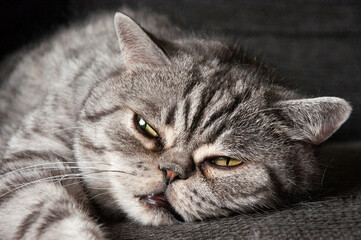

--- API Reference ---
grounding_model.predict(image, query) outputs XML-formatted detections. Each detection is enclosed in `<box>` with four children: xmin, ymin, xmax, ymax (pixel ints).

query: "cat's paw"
<box><xmin>37</xmin><ymin>216</ymin><xmax>106</xmax><ymax>240</ymax></box>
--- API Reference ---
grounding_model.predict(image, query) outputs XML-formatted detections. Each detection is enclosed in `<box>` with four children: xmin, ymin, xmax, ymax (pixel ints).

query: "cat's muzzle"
<box><xmin>139</xmin><ymin>193</ymin><xmax>184</xmax><ymax>222</ymax></box>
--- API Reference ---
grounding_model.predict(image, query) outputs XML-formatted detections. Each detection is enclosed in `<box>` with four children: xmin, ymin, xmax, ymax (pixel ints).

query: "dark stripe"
<box><xmin>187</xmin><ymin>94</ymin><xmax>207</xmax><ymax>137</ymax></box>
<box><xmin>186</xmin><ymin>70</ymin><xmax>230</xmax><ymax>139</ymax></box>
<box><xmin>3</xmin><ymin>150</ymin><xmax>69</xmax><ymax>165</ymax></box>
<box><xmin>182</xmin><ymin>81</ymin><xmax>198</xmax><ymax>98</ymax></box>
<box><xmin>84</xmin><ymin>105</ymin><xmax>122</xmax><ymax>122</ymax></box>
<box><xmin>0</xmin><ymin>186</ymin><xmax>19</xmax><ymax>205</ymax></box>
<box><xmin>183</xmin><ymin>98</ymin><xmax>190</xmax><ymax>129</ymax></box>
<box><xmin>0</xmin><ymin>169</ymin><xmax>69</xmax><ymax>199</ymax></box>
<box><xmin>201</xmin><ymin>108</ymin><xmax>228</xmax><ymax>134</ymax></box>
<box><xmin>0</xmin><ymin>150</ymin><xmax>70</xmax><ymax>172</ymax></box>
<box><xmin>78</xmin><ymin>58</ymin><xmax>105</xmax><ymax>106</ymax></box>
<box><xmin>1</xmin><ymin>160</ymin><xmax>75</xmax><ymax>179</ymax></box>
<box><xmin>224</xmin><ymin>93</ymin><xmax>244</xmax><ymax>116</ymax></box>
<box><xmin>80</xmin><ymin>139</ymin><xmax>107</xmax><ymax>154</ymax></box>
<box><xmin>186</xmin><ymin>87</ymin><xmax>219</xmax><ymax>139</ymax></box>
<box><xmin>13</xmin><ymin>150</ymin><xmax>69</xmax><ymax>162</ymax></box>
<box><xmin>0</xmin><ymin>159</ymin><xmax>76</xmax><ymax>204</ymax></box>
<box><xmin>182</xmin><ymin>66</ymin><xmax>202</xmax><ymax>98</ymax></box>
<box><xmin>9</xmin><ymin>150</ymin><xmax>56</xmax><ymax>162</ymax></box>
<box><xmin>201</xmin><ymin>93</ymin><xmax>243</xmax><ymax>134</ymax></box>
<box><xmin>165</xmin><ymin>104</ymin><xmax>177</xmax><ymax>125</ymax></box>
<box><xmin>207</xmin><ymin>122</ymin><xmax>228</xmax><ymax>143</ymax></box>
<box><xmin>0</xmin><ymin>174</ymin><xmax>41</xmax><ymax>202</ymax></box>
<box><xmin>54</xmin><ymin>133</ymin><xmax>73</xmax><ymax>150</ymax></box>
<box><xmin>15</xmin><ymin>202</ymin><xmax>45</xmax><ymax>239</ymax></box>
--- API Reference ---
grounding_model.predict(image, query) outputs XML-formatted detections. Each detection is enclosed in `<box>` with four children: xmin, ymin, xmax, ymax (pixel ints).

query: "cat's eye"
<box><xmin>211</xmin><ymin>157</ymin><xmax>243</xmax><ymax>167</ymax></box>
<box><xmin>135</xmin><ymin>114</ymin><xmax>159</xmax><ymax>138</ymax></box>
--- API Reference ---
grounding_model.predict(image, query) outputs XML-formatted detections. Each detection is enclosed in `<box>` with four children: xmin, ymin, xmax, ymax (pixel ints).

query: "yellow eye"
<box><xmin>212</xmin><ymin>157</ymin><xmax>243</xmax><ymax>167</ymax></box>
<box><xmin>136</xmin><ymin>115</ymin><xmax>158</xmax><ymax>138</ymax></box>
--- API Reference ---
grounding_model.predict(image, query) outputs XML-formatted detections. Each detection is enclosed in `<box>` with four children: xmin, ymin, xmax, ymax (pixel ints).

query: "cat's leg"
<box><xmin>0</xmin><ymin>154</ymin><xmax>106</xmax><ymax>240</ymax></box>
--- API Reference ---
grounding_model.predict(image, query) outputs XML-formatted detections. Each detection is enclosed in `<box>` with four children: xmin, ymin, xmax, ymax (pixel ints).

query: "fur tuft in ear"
<box><xmin>114</xmin><ymin>12</ymin><xmax>169</xmax><ymax>71</ymax></box>
<box><xmin>277</xmin><ymin>97</ymin><xmax>352</xmax><ymax>145</ymax></box>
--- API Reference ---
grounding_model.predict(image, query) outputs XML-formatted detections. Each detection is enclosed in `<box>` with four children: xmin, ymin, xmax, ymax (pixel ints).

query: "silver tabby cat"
<box><xmin>0</xmin><ymin>9</ymin><xmax>351</xmax><ymax>240</ymax></box>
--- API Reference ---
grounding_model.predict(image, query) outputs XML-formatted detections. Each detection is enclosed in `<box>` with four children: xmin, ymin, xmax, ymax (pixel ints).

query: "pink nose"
<box><xmin>165</xmin><ymin>169</ymin><xmax>179</xmax><ymax>183</ymax></box>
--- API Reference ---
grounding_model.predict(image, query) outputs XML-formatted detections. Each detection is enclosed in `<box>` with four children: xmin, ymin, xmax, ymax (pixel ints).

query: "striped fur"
<box><xmin>0</xmin><ymin>9</ymin><xmax>351</xmax><ymax>239</ymax></box>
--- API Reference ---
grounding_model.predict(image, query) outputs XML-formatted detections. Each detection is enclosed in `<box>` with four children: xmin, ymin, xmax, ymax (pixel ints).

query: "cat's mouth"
<box><xmin>139</xmin><ymin>193</ymin><xmax>184</xmax><ymax>222</ymax></box>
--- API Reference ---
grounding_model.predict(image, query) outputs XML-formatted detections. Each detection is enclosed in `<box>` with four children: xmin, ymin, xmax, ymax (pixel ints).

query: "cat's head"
<box><xmin>74</xmin><ymin>12</ymin><xmax>352</xmax><ymax>225</ymax></box>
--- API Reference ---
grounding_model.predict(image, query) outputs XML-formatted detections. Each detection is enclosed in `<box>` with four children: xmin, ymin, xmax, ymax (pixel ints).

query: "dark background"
<box><xmin>0</xmin><ymin>0</ymin><xmax>360</xmax><ymax>142</ymax></box>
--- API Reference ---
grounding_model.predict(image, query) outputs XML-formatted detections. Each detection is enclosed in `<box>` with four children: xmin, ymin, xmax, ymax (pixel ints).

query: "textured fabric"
<box><xmin>110</xmin><ymin>191</ymin><xmax>361</xmax><ymax>239</ymax></box>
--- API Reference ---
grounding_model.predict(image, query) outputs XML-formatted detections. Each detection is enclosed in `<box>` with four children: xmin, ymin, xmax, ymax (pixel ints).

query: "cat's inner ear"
<box><xmin>114</xmin><ymin>12</ymin><xmax>169</xmax><ymax>71</ymax></box>
<box><xmin>276</xmin><ymin>97</ymin><xmax>352</xmax><ymax>145</ymax></box>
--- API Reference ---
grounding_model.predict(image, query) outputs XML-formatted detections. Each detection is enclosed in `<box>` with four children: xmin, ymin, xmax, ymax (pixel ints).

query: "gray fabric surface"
<box><xmin>110</xmin><ymin>191</ymin><xmax>361</xmax><ymax>239</ymax></box>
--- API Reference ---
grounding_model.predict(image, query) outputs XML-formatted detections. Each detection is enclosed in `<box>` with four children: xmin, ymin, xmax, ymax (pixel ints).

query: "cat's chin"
<box><xmin>125</xmin><ymin>192</ymin><xmax>185</xmax><ymax>226</ymax></box>
<box><xmin>130</xmin><ymin>202</ymin><xmax>180</xmax><ymax>226</ymax></box>
<box><xmin>139</xmin><ymin>193</ymin><xmax>184</xmax><ymax>223</ymax></box>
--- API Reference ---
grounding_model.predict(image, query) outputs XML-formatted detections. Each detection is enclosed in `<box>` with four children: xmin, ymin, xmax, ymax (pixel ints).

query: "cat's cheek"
<box><xmin>128</xmin><ymin>202</ymin><xmax>177</xmax><ymax>226</ymax></box>
<box><xmin>165</xmin><ymin>179</ymin><xmax>221</xmax><ymax>222</ymax></box>
<box><xmin>107</xmin><ymin>166</ymin><xmax>165</xmax><ymax>196</ymax></box>
<box><xmin>165</xmin><ymin>164</ymin><xmax>274</xmax><ymax>221</ymax></box>
<box><xmin>165</xmin><ymin>184</ymin><xmax>196</xmax><ymax>221</ymax></box>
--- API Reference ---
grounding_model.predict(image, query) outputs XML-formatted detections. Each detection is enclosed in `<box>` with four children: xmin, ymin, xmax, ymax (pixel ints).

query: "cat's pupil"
<box><xmin>226</xmin><ymin>158</ymin><xmax>231</xmax><ymax>165</ymax></box>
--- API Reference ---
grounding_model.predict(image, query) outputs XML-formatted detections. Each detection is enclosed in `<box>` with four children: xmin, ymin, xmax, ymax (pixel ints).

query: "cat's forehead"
<box><xmin>129</xmin><ymin>56</ymin><xmax>263</xmax><ymax>101</ymax></box>
<box><xmin>124</xmin><ymin>55</ymin><xmax>271</xmax><ymax>122</ymax></box>
<box><xmin>127</xmin><ymin>72</ymin><xmax>264</xmax><ymax>126</ymax></box>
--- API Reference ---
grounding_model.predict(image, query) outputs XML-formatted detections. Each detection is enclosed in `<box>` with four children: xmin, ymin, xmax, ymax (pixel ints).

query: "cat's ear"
<box><xmin>276</xmin><ymin>97</ymin><xmax>351</xmax><ymax>145</ymax></box>
<box><xmin>114</xmin><ymin>12</ymin><xmax>169</xmax><ymax>71</ymax></box>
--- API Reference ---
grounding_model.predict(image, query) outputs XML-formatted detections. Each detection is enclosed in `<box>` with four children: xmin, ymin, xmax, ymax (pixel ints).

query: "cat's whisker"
<box><xmin>1</xmin><ymin>163</ymin><xmax>71</xmax><ymax>177</ymax></box>
<box><xmin>59</xmin><ymin>180</ymin><xmax>88</xmax><ymax>190</ymax></box>
<box><xmin>88</xmin><ymin>192</ymin><xmax>114</xmax><ymax>201</ymax></box>
<box><xmin>84</xmin><ymin>170</ymin><xmax>136</xmax><ymax>176</ymax></box>
<box><xmin>0</xmin><ymin>174</ymin><xmax>83</xmax><ymax>199</ymax></box>
<box><xmin>1</xmin><ymin>165</ymin><xmax>113</xmax><ymax>177</ymax></box>
<box><xmin>1</xmin><ymin>169</ymin><xmax>136</xmax><ymax>199</ymax></box>
<box><xmin>0</xmin><ymin>161</ymin><xmax>113</xmax><ymax>177</ymax></box>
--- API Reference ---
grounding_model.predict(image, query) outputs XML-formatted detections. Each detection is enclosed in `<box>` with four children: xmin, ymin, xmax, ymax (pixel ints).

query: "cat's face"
<box><xmin>74</xmin><ymin>13</ymin><xmax>351</xmax><ymax>225</ymax></box>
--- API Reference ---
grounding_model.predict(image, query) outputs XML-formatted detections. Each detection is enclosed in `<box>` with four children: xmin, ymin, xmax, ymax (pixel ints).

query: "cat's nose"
<box><xmin>158</xmin><ymin>151</ymin><xmax>195</xmax><ymax>182</ymax></box>
<box><xmin>164</xmin><ymin>169</ymin><xmax>180</xmax><ymax>184</ymax></box>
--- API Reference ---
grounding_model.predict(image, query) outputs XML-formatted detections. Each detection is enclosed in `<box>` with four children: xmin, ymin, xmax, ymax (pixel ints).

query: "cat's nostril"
<box><xmin>165</xmin><ymin>169</ymin><xmax>179</xmax><ymax>184</ymax></box>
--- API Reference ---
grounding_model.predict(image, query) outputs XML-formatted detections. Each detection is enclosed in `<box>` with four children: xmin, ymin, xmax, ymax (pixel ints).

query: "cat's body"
<box><xmin>0</xmin><ymin>9</ymin><xmax>351</xmax><ymax>239</ymax></box>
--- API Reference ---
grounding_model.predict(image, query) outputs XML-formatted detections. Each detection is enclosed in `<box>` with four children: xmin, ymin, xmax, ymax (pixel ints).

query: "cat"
<box><xmin>0</xmin><ymin>9</ymin><xmax>352</xmax><ymax>240</ymax></box>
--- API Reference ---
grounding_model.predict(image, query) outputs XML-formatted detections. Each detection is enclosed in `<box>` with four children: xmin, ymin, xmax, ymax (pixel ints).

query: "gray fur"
<box><xmin>0</xmin><ymin>9</ymin><xmax>351</xmax><ymax>239</ymax></box>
